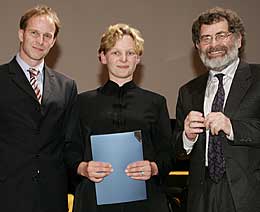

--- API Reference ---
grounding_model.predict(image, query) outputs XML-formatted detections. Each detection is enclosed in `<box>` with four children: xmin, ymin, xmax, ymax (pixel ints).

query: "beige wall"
<box><xmin>1</xmin><ymin>0</ymin><xmax>259</xmax><ymax>117</ymax></box>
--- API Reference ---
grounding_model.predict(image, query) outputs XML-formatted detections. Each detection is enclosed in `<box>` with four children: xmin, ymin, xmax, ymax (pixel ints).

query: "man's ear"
<box><xmin>237</xmin><ymin>33</ymin><xmax>242</xmax><ymax>48</ymax></box>
<box><xmin>195</xmin><ymin>42</ymin><xmax>200</xmax><ymax>49</ymax></box>
<box><xmin>18</xmin><ymin>29</ymin><xmax>24</xmax><ymax>42</ymax></box>
<box><xmin>50</xmin><ymin>37</ymin><xmax>56</xmax><ymax>48</ymax></box>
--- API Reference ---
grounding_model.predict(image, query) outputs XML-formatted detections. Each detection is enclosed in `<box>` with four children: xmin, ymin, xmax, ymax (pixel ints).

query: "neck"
<box><xmin>19</xmin><ymin>50</ymin><xmax>43</xmax><ymax>67</ymax></box>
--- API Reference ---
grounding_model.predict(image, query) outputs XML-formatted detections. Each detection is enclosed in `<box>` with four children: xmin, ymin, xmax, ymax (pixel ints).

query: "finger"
<box><xmin>94</xmin><ymin>167</ymin><xmax>114</xmax><ymax>177</ymax></box>
<box><xmin>125</xmin><ymin>166</ymin><xmax>143</xmax><ymax>173</ymax></box>
<box><xmin>126</xmin><ymin>169</ymin><xmax>151</xmax><ymax>178</ymax></box>
<box><xmin>96</xmin><ymin>166</ymin><xmax>113</xmax><ymax>173</ymax></box>
<box><xmin>204</xmin><ymin>119</ymin><xmax>211</xmax><ymax>129</ymax></box>
<box><xmin>205</xmin><ymin>112</ymin><xmax>224</xmax><ymax>122</ymax></box>
<box><xmin>128</xmin><ymin>171</ymin><xmax>151</xmax><ymax>180</ymax></box>
<box><xmin>89</xmin><ymin>176</ymin><xmax>104</xmax><ymax>183</ymax></box>
<box><xmin>189</xmin><ymin>121</ymin><xmax>205</xmax><ymax>129</ymax></box>
<box><xmin>188</xmin><ymin>127</ymin><xmax>204</xmax><ymax>134</ymax></box>
<box><xmin>189</xmin><ymin>111</ymin><xmax>204</xmax><ymax>118</ymax></box>
<box><xmin>204</xmin><ymin>115</ymin><xmax>216</xmax><ymax>129</ymax></box>
<box><xmin>185</xmin><ymin>113</ymin><xmax>204</xmax><ymax>124</ymax></box>
<box><xmin>94</xmin><ymin>171</ymin><xmax>112</xmax><ymax>178</ymax></box>
<box><xmin>90</xmin><ymin>161</ymin><xmax>112</xmax><ymax>168</ymax></box>
<box><xmin>127</xmin><ymin>160</ymin><xmax>148</xmax><ymax>169</ymax></box>
<box><xmin>89</xmin><ymin>169</ymin><xmax>113</xmax><ymax>180</ymax></box>
<box><xmin>130</xmin><ymin>176</ymin><xmax>147</xmax><ymax>180</ymax></box>
<box><xmin>210</xmin><ymin>123</ymin><xmax>220</xmax><ymax>135</ymax></box>
<box><xmin>214</xmin><ymin>123</ymin><xmax>223</xmax><ymax>135</ymax></box>
<box><xmin>88</xmin><ymin>161</ymin><xmax>113</xmax><ymax>172</ymax></box>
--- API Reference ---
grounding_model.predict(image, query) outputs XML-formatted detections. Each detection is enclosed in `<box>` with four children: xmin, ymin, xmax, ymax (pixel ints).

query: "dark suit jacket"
<box><xmin>0</xmin><ymin>58</ymin><xmax>82</xmax><ymax>212</ymax></box>
<box><xmin>174</xmin><ymin>61</ymin><xmax>260</xmax><ymax>212</ymax></box>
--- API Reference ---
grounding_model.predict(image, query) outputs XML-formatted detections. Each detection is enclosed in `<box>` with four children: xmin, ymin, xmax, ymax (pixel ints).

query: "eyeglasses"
<box><xmin>199</xmin><ymin>32</ymin><xmax>232</xmax><ymax>45</ymax></box>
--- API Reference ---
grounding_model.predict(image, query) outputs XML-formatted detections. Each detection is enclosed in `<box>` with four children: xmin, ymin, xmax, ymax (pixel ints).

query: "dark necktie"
<box><xmin>208</xmin><ymin>73</ymin><xmax>225</xmax><ymax>183</ymax></box>
<box><xmin>28</xmin><ymin>68</ymin><xmax>42</xmax><ymax>103</ymax></box>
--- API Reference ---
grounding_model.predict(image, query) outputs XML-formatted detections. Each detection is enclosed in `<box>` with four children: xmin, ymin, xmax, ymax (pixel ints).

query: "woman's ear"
<box><xmin>100</xmin><ymin>52</ymin><xmax>107</xmax><ymax>65</ymax></box>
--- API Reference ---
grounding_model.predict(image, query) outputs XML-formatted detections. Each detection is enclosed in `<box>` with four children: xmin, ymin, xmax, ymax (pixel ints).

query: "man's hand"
<box><xmin>184</xmin><ymin>111</ymin><xmax>205</xmax><ymax>141</ymax></box>
<box><xmin>204</xmin><ymin>112</ymin><xmax>231</xmax><ymax>136</ymax></box>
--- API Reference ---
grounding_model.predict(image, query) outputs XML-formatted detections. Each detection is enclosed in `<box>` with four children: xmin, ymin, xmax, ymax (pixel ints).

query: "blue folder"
<box><xmin>90</xmin><ymin>130</ymin><xmax>147</xmax><ymax>205</ymax></box>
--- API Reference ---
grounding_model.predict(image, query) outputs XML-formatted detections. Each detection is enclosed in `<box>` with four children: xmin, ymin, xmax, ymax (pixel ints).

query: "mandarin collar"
<box><xmin>99</xmin><ymin>80</ymin><xmax>137</xmax><ymax>96</ymax></box>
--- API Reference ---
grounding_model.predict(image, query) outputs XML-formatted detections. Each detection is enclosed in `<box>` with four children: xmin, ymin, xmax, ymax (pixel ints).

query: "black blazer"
<box><xmin>174</xmin><ymin>61</ymin><xmax>260</xmax><ymax>212</ymax></box>
<box><xmin>0</xmin><ymin>58</ymin><xmax>82</xmax><ymax>212</ymax></box>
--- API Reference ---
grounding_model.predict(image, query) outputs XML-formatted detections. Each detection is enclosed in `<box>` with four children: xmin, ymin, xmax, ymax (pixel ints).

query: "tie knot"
<box><xmin>214</xmin><ymin>73</ymin><xmax>224</xmax><ymax>83</ymax></box>
<box><xmin>28</xmin><ymin>68</ymin><xmax>39</xmax><ymax>77</ymax></box>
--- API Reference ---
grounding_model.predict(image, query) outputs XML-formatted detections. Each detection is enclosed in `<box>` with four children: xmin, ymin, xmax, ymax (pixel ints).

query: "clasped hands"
<box><xmin>77</xmin><ymin>160</ymin><xmax>157</xmax><ymax>183</ymax></box>
<box><xmin>184</xmin><ymin>111</ymin><xmax>232</xmax><ymax>141</ymax></box>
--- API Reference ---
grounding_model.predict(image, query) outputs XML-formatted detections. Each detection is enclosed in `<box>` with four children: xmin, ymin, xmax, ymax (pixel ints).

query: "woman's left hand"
<box><xmin>125</xmin><ymin>160</ymin><xmax>158</xmax><ymax>180</ymax></box>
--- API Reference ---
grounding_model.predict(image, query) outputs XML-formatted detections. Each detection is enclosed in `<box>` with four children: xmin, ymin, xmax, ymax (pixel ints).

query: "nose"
<box><xmin>209</xmin><ymin>37</ymin><xmax>221</xmax><ymax>47</ymax></box>
<box><xmin>36</xmin><ymin>34</ymin><xmax>44</xmax><ymax>45</ymax></box>
<box><xmin>120</xmin><ymin>52</ymin><xmax>127</xmax><ymax>62</ymax></box>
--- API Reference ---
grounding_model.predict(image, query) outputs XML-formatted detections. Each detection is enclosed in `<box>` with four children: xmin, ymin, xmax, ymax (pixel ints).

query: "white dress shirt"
<box><xmin>183</xmin><ymin>58</ymin><xmax>240</xmax><ymax>166</ymax></box>
<box><xmin>16</xmin><ymin>53</ymin><xmax>44</xmax><ymax>96</ymax></box>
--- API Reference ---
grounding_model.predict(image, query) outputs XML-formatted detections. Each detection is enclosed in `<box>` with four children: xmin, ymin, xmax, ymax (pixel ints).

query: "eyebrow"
<box><xmin>200</xmin><ymin>30</ymin><xmax>228</xmax><ymax>36</ymax></box>
<box><xmin>110</xmin><ymin>48</ymin><xmax>136</xmax><ymax>51</ymax></box>
<box><xmin>27</xmin><ymin>28</ymin><xmax>54</xmax><ymax>34</ymax></box>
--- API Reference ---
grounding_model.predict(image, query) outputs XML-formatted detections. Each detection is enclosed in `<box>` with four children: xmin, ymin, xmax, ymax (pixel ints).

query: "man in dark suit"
<box><xmin>174</xmin><ymin>7</ymin><xmax>260</xmax><ymax>212</ymax></box>
<box><xmin>0</xmin><ymin>5</ymin><xmax>82</xmax><ymax>212</ymax></box>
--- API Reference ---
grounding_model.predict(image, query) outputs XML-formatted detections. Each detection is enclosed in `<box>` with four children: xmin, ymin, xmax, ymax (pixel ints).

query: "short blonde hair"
<box><xmin>98</xmin><ymin>23</ymin><xmax>144</xmax><ymax>60</ymax></box>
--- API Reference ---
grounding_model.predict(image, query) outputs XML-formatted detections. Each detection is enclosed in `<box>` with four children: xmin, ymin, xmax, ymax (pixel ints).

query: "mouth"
<box><xmin>208</xmin><ymin>50</ymin><xmax>225</xmax><ymax>58</ymax></box>
<box><xmin>207</xmin><ymin>46</ymin><xmax>227</xmax><ymax>58</ymax></box>
<box><xmin>33</xmin><ymin>46</ymin><xmax>44</xmax><ymax>52</ymax></box>
<box><xmin>117</xmin><ymin>65</ymin><xmax>129</xmax><ymax>69</ymax></box>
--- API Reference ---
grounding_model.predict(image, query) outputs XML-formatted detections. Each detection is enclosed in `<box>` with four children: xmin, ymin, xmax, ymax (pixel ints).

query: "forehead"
<box><xmin>26</xmin><ymin>15</ymin><xmax>55</xmax><ymax>33</ymax></box>
<box><xmin>112</xmin><ymin>35</ymin><xmax>135</xmax><ymax>49</ymax></box>
<box><xmin>200</xmin><ymin>19</ymin><xmax>229</xmax><ymax>35</ymax></box>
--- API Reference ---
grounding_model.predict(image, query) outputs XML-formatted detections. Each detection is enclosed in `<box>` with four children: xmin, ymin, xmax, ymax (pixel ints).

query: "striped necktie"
<box><xmin>28</xmin><ymin>68</ymin><xmax>42</xmax><ymax>103</ymax></box>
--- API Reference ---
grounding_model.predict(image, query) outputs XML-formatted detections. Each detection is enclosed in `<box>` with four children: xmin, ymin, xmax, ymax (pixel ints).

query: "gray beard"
<box><xmin>199</xmin><ymin>41</ymin><xmax>239</xmax><ymax>71</ymax></box>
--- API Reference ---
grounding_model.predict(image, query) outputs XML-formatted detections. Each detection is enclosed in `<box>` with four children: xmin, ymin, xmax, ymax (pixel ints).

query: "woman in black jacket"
<box><xmin>73</xmin><ymin>23</ymin><xmax>173</xmax><ymax>212</ymax></box>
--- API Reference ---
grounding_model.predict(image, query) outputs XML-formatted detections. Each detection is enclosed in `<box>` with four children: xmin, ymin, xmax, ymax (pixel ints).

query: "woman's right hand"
<box><xmin>77</xmin><ymin>161</ymin><xmax>113</xmax><ymax>183</ymax></box>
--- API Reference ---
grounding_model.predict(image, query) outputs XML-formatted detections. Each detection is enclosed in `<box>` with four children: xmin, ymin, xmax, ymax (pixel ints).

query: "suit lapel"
<box><xmin>9</xmin><ymin>58</ymin><xmax>39</xmax><ymax>102</ymax></box>
<box><xmin>42</xmin><ymin>66</ymin><xmax>55</xmax><ymax>105</ymax></box>
<box><xmin>191</xmin><ymin>73</ymin><xmax>209</xmax><ymax>149</ymax></box>
<box><xmin>192</xmin><ymin>73</ymin><xmax>209</xmax><ymax>115</ymax></box>
<box><xmin>224</xmin><ymin>61</ymin><xmax>252</xmax><ymax>117</ymax></box>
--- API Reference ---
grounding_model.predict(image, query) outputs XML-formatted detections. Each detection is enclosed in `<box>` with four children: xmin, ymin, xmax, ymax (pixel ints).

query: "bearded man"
<box><xmin>174</xmin><ymin>7</ymin><xmax>260</xmax><ymax>212</ymax></box>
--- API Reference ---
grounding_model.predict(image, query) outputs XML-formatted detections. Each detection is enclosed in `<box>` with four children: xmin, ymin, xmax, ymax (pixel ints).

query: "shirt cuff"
<box><xmin>226</xmin><ymin>123</ymin><xmax>234</xmax><ymax>140</ymax></box>
<box><xmin>182</xmin><ymin>131</ymin><xmax>198</xmax><ymax>154</ymax></box>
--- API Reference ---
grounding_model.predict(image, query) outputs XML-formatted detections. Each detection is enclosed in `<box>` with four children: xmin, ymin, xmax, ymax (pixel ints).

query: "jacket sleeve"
<box><xmin>63</xmin><ymin>80</ymin><xmax>84</xmax><ymax>174</ymax></box>
<box><xmin>152</xmin><ymin>96</ymin><xmax>175</xmax><ymax>178</ymax></box>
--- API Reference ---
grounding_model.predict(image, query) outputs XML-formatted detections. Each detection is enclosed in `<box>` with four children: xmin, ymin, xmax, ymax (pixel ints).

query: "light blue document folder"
<box><xmin>90</xmin><ymin>130</ymin><xmax>147</xmax><ymax>205</ymax></box>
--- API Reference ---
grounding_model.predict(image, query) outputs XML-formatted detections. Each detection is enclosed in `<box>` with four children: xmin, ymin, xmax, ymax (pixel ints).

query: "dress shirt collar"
<box><xmin>205</xmin><ymin>58</ymin><xmax>239</xmax><ymax>99</ymax></box>
<box><xmin>15</xmin><ymin>53</ymin><xmax>44</xmax><ymax>76</ymax></box>
<box><xmin>208</xmin><ymin>58</ymin><xmax>240</xmax><ymax>82</ymax></box>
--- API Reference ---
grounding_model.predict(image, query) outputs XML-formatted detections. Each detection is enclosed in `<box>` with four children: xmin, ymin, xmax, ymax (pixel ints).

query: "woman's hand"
<box><xmin>77</xmin><ymin>161</ymin><xmax>113</xmax><ymax>183</ymax></box>
<box><xmin>125</xmin><ymin>160</ymin><xmax>158</xmax><ymax>180</ymax></box>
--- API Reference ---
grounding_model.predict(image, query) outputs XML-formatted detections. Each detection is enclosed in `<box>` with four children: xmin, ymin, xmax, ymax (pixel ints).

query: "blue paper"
<box><xmin>90</xmin><ymin>130</ymin><xmax>147</xmax><ymax>205</ymax></box>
